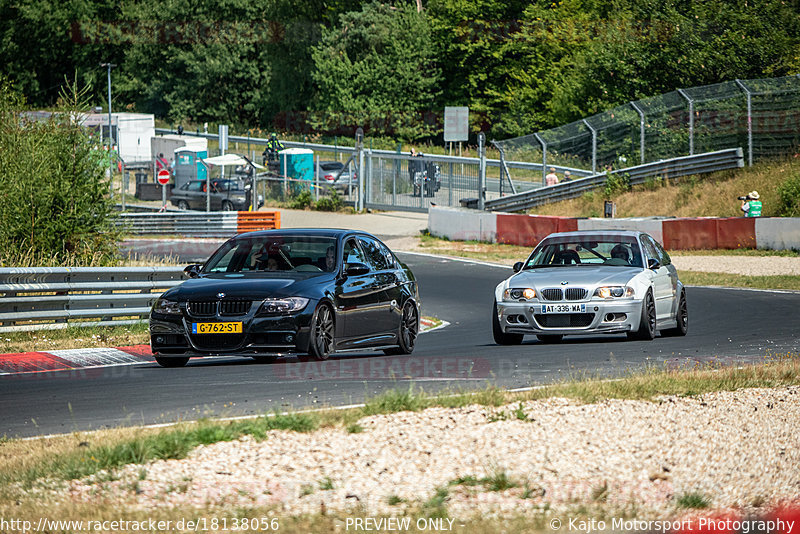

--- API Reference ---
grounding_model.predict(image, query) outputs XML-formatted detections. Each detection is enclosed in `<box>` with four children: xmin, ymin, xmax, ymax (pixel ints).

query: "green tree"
<box><xmin>0</xmin><ymin>78</ymin><xmax>118</xmax><ymax>265</ymax></box>
<box><xmin>311</xmin><ymin>1</ymin><xmax>442</xmax><ymax>140</ymax></box>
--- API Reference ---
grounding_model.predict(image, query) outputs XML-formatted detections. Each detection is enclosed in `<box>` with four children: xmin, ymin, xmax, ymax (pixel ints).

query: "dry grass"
<box><xmin>531</xmin><ymin>158</ymin><xmax>800</xmax><ymax>218</ymax></box>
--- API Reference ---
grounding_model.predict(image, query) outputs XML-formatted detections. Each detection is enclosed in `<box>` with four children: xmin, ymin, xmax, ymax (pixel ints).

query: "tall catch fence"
<box><xmin>495</xmin><ymin>75</ymin><xmax>800</xmax><ymax>180</ymax></box>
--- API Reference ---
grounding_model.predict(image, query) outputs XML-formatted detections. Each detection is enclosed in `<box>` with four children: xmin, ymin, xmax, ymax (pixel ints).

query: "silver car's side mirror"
<box><xmin>512</xmin><ymin>262</ymin><xmax>524</xmax><ymax>273</ymax></box>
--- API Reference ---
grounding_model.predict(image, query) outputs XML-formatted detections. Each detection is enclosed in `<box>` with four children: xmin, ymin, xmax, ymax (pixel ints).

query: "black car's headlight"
<box><xmin>503</xmin><ymin>288</ymin><xmax>536</xmax><ymax>301</ymax></box>
<box><xmin>258</xmin><ymin>297</ymin><xmax>310</xmax><ymax>315</ymax></box>
<box><xmin>153</xmin><ymin>298</ymin><xmax>182</xmax><ymax>315</ymax></box>
<box><xmin>594</xmin><ymin>286</ymin><xmax>635</xmax><ymax>299</ymax></box>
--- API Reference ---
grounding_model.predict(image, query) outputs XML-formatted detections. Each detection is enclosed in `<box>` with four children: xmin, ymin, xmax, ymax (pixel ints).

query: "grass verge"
<box><xmin>679</xmin><ymin>271</ymin><xmax>800</xmax><ymax>291</ymax></box>
<box><xmin>1</xmin><ymin>353</ymin><xmax>797</xmax><ymax>491</ymax></box>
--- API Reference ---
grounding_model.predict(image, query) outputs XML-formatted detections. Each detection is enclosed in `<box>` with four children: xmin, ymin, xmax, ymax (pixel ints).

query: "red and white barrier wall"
<box><xmin>428</xmin><ymin>206</ymin><xmax>800</xmax><ymax>250</ymax></box>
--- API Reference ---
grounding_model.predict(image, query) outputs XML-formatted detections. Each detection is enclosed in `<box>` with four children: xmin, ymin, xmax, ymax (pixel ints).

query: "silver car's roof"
<box><xmin>542</xmin><ymin>230</ymin><xmax>645</xmax><ymax>239</ymax></box>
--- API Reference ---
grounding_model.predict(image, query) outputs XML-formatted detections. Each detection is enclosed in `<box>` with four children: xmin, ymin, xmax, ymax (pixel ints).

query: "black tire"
<box><xmin>307</xmin><ymin>303</ymin><xmax>335</xmax><ymax>361</ymax></box>
<box><xmin>251</xmin><ymin>356</ymin><xmax>278</xmax><ymax>363</ymax></box>
<box><xmin>154</xmin><ymin>356</ymin><xmax>189</xmax><ymax>368</ymax></box>
<box><xmin>492</xmin><ymin>301</ymin><xmax>523</xmax><ymax>345</ymax></box>
<box><xmin>176</xmin><ymin>200</ymin><xmax>189</xmax><ymax>210</ymax></box>
<box><xmin>536</xmin><ymin>335</ymin><xmax>563</xmax><ymax>343</ymax></box>
<box><xmin>384</xmin><ymin>301</ymin><xmax>419</xmax><ymax>355</ymax></box>
<box><xmin>627</xmin><ymin>290</ymin><xmax>656</xmax><ymax>341</ymax></box>
<box><xmin>661</xmin><ymin>290</ymin><xmax>688</xmax><ymax>337</ymax></box>
<box><xmin>221</xmin><ymin>200</ymin><xmax>235</xmax><ymax>211</ymax></box>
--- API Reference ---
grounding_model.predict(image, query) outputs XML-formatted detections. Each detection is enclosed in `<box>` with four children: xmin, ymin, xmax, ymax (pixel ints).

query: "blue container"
<box><xmin>280</xmin><ymin>148</ymin><xmax>314</xmax><ymax>187</ymax></box>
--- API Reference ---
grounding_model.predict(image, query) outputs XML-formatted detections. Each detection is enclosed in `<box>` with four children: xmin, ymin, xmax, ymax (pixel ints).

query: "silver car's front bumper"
<box><xmin>497</xmin><ymin>298</ymin><xmax>643</xmax><ymax>336</ymax></box>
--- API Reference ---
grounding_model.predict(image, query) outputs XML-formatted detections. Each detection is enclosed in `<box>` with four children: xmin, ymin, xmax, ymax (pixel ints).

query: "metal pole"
<box><xmin>478</xmin><ymin>132</ymin><xmax>486</xmax><ymax>210</ymax></box>
<box><xmin>366</xmin><ymin>149</ymin><xmax>372</xmax><ymax>210</ymax></box>
<box><xmin>358</xmin><ymin>150</ymin><xmax>365</xmax><ymax>211</ymax></box>
<box><xmin>100</xmin><ymin>62</ymin><xmax>116</xmax><ymax>194</ymax></box>
<box><xmin>582</xmin><ymin>119</ymin><xmax>597</xmax><ymax>174</ymax></box>
<box><xmin>631</xmin><ymin>101</ymin><xmax>646</xmax><ymax>164</ymax></box>
<box><xmin>677</xmin><ymin>88</ymin><xmax>694</xmax><ymax>155</ymax></box>
<box><xmin>534</xmin><ymin>133</ymin><xmax>546</xmax><ymax>185</ymax></box>
<box><xmin>315</xmin><ymin>155</ymin><xmax>320</xmax><ymax>202</ymax></box>
<box><xmin>735</xmin><ymin>79</ymin><xmax>753</xmax><ymax>167</ymax></box>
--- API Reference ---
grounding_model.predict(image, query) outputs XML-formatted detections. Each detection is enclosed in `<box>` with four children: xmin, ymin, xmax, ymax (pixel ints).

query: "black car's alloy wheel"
<box><xmin>176</xmin><ymin>200</ymin><xmax>189</xmax><ymax>210</ymax></box>
<box><xmin>307</xmin><ymin>304</ymin><xmax>335</xmax><ymax>361</ymax></box>
<box><xmin>154</xmin><ymin>356</ymin><xmax>189</xmax><ymax>368</ymax></box>
<box><xmin>662</xmin><ymin>290</ymin><xmax>688</xmax><ymax>337</ymax></box>
<box><xmin>628</xmin><ymin>291</ymin><xmax>656</xmax><ymax>341</ymax></box>
<box><xmin>221</xmin><ymin>200</ymin><xmax>235</xmax><ymax>211</ymax></box>
<box><xmin>384</xmin><ymin>301</ymin><xmax>418</xmax><ymax>355</ymax></box>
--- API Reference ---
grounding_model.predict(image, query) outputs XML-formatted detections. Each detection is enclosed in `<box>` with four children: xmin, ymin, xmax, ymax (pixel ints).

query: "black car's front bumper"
<box><xmin>150</xmin><ymin>308</ymin><xmax>314</xmax><ymax>357</ymax></box>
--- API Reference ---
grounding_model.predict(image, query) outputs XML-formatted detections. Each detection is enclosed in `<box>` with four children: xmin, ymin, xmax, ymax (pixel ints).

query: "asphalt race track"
<box><xmin>1</xmin><ymin>252</ymin><xmax>799</xmax><ymax>438</ymax></box>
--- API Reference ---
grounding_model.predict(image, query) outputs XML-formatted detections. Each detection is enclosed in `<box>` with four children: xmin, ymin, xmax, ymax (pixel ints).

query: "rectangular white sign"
<box><xmin>444</xmin><ymin>106</ymin><xmax>469</xmax><ymax>142</ymax></box>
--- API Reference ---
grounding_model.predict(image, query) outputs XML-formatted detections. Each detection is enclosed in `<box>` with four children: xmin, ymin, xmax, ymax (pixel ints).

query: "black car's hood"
<box><xmin>163</xmin><ymin>272</ymin><xmax>334</xmax><ymax>301</ymax></box>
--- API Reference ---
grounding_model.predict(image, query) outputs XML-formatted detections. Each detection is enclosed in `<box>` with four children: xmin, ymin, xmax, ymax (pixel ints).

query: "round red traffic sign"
<box><xmin>157</xmin><ymin>169</ymin><xmax>170</xmax><ymax>185</ymax></box>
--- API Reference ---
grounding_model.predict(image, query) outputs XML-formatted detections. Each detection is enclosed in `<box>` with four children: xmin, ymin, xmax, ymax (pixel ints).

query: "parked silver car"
<box><xmin>493</xmin><ymin>230</ymin><xmax>688</xmax><ymax>344</ymax></box>
<box><xmin>316</xmin><ymin>161</ymin><xmax>357</xmax><ymax>193</ymax></box>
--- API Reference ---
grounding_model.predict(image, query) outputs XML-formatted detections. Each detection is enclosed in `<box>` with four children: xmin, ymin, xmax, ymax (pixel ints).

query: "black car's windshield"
<box><xmin>524</xmin><ymin>236</ymin><xmax>643</xmax><ymax>268</ymax></box>
<box><xmin>204</xmin><ymin>236</ymin><xmax>338</xmax><ymax>274</ymax></box>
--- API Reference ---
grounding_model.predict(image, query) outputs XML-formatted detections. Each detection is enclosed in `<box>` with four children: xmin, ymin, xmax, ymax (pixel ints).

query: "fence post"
<box><xmin>677</xmin><ymin>89</ymin><xmax>694</xmax><ymax>155</ymax></box>
<box><xmin>478</xmin><ymin>132</ymin><xmax>486</xmax><ymax>210</ymax></box>
<box><xmin>582</xmin><ymin>119</ymin><xmax>597</xmax><ymax>174</ymax></box>
<box><xmin>315</xmin><ymin>155</ymin><xmax>320</xmax><ymax>201</ymax></box>
<box><xmin>630</xmin><ymin>101</ymin><xmax>646</xmax><ymax>164</ymax></box>
<box><xmin>366</xmin><ymin>149</ymin><xmax>373</xmax><ymax>209</ymax></box>
<box><xmin>534</xmin><ymin>133</ymin><xmax>547</xmax><ymax>185</ymax></box>
<box><xmin>355</xmin><ymin>128</ymin><xmax>364</xmax><ymax>211</ymax></box>
<box><xmin>734</xmin><ymin>79</ymin><xmax>753</xmax><ymax>167</ymax></box>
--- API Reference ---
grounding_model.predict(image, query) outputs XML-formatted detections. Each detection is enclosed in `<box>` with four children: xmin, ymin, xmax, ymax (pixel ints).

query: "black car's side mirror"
<box><xmin>647</xmin><ymin>258</ymin><xmax>661</xmax><ymax>271</ymax></box>
<box><xmin>183</xmin><ymin>264</ymin><xmax>202</xmax><ymax>278</ymax></box>
<box><xmin>513</xmin><ymin>261</ymin><xmax>524</xmax><ymax>273</ymax></box>
<box><xmin>344</xmin><ymin>262</ymin><xmax>370</xmax><ymax>276</ymax></box>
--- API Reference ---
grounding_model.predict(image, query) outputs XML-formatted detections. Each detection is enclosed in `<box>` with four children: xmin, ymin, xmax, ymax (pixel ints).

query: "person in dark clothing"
<box><xmin>262</xmin><ymin>133</ymin><xmax>285</xmax><ymax>165</ymax></box>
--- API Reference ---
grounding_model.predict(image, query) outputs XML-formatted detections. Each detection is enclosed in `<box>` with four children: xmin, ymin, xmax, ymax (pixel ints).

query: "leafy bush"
<box><xmin>315</xmin><ymin>188</ymin><xmax>343</xmax><ymax>211</ymax></box>
<box><xmin>288</xmin><ymin>189</ymin><xmax>313</xmax><ymax>210</ymax></box>
<box><xmin>0</xmin><ymin>79</ymin><xmax>118</xmax><ymax>266</ymax></box>
<box><xmin>777</xmin><ymin>172</ymin><xmax>800</xmax><ymax>216</ymax></box>
<box><xmin>603</xmin><ymin>172</ymin><xmax>630</xmax><ymax>199</ymax></box>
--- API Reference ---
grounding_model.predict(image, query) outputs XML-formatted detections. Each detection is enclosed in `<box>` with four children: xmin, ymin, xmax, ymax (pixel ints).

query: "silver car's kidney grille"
<box><xmin>220</xmin><ymin>300</ymin><xmax>251</xmax><ymax>316</ymax></box>
<box><xmin>565</xmin><ymin>288</ymin><xmax>587</xmax><ymax>300</ymax></box>
<box><xmin>187</xmin><ymin>301</ymin><xmax>216</xmax><ymax>316</ymax></box>
<box><xmin>540</xmin><ymin>289</ymin><xmax>563</xmax><ymax>301</ymax></box>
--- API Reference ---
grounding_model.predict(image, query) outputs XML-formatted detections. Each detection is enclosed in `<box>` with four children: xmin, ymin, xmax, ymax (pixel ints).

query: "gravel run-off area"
<box><xmin>56</xmin><ymin>386</ymin><xmax>800</xmax><ymax>519</ymax></box>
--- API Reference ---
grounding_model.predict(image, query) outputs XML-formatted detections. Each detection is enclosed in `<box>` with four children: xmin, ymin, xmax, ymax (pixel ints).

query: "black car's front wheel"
<box><xmin>384</xmin><ymin>301</ymin><xmax>419</xmax><ymax>355</ymax></box>
<box><xmin>306</xmin><ymin>303</ymin><xmax>335</xmax><ymax>361</ymax></box>
<box><xmin>176</xmin><ymin>200</ymin><xmax>189</xmax><ymax>210</ymax></box>
<box><xmin>221</xmin><ymin>200</ymin><xmax>235</xmax><ymax>211</ymax></box>
<box><xmin>154</xmin><ymin>356</ymin><xmax>189</xmax><ymax>368</ymax></box>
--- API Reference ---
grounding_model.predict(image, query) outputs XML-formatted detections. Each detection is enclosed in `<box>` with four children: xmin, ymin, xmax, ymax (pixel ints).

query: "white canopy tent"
<box><xmin>197</xmin><ymin>153</ymin><xmax>264</xmax><ymax>211</ymax></box>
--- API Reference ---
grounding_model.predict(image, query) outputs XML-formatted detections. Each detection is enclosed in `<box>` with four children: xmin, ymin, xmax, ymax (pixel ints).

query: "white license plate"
<box><xmin>541</xmin><ymin>304</ymin><xmax>585</xmax><ymax>314</ymax></box>
<box><xmin>192</xmin><ymin>322</ymin><xmax>243</xmax><ymax>334</ymax></box>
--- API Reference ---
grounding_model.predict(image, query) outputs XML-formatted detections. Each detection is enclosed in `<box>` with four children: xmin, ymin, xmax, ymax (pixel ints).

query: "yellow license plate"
<box><xmin>192</xmin><ymin>322</ymin><xmax>243</xmax><ymax>334</ymax></box>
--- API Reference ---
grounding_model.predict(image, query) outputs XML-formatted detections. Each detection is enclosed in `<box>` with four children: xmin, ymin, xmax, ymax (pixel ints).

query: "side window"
<box><xmin>650</xmin><ymin>237</ymin><xmax>671</xmax><ymax>266</ymax></box>
<box><xmin>640</xmin><ymin>237</ymin><xmax>659</xmax><ymax>265</ymax></box>
<box><xmin>342</xmin><ymin>239</ymin><xmax>367</xmax><ymax>267</ymax></box>
<box><xmin>358</xmin><ymin>236</ymin><xmax>390</xmax><ymax>271</ymax></box>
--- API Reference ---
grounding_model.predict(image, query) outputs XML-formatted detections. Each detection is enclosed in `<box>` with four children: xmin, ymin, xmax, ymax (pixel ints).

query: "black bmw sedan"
<box><xmin>149</xmin><ymin>229</ymin><xmax>419</xmax><ymax>367</ymax></box>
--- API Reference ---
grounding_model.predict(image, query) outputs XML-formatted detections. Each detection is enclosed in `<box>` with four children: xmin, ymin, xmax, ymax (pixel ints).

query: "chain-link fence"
<box><xmin>495</xmin><ymin>75</ymin><xmax>800</xmax><ymax>179</ymax></box>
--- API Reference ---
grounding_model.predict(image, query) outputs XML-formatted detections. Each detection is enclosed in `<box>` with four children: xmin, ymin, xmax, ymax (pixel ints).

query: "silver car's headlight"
<box><xmin>153</xmin><ymin>298</ymin><xmax>182</xmax><ymax>315</ymax></box>
<box><xmin>503</xmin><ymin>288</ymin><xmax>536</xmax><ymax>301</ymax></box>
<box><xmin>258</xmin><ymin>297</ymin><xmax>309</xmax><ymax>314</ymax></box>
<box><xmin>594</xmin><ymin>286</ymin><xmax>635</xmax><ymax>299</ymax></box>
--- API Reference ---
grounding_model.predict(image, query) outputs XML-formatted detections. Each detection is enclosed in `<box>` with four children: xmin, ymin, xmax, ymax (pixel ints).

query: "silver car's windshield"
<box><xmin>525</xmin><ymin>237</ymin><xmax>643</xmax><ymax>268</ymax></box>
<box><xmin>204</xmin><ymin>236</ymin><xmax>338</xmax><ymax>274</ymax></box>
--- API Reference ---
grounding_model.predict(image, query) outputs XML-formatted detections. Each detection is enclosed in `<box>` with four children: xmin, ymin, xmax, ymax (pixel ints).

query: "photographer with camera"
<box><xmin>739</xmin><ymin>190</ymin><xmax>762</xmax><ymax>217</ymax></box>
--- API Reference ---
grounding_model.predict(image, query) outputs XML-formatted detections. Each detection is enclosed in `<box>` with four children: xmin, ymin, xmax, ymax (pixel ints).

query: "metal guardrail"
<box><xmin>116</xmin><ymin>211</ymin><xmax>280</xmax><ymax>237</ymax></box>
<box><xmin>0</xmin><ymin>267</ymin><xmax>186</xmax><ymax>333</ymax></box>
<box><xmin>484</xmin><ymin>148</ymin><xmax>745</xmax><ymax>213</ymax></box>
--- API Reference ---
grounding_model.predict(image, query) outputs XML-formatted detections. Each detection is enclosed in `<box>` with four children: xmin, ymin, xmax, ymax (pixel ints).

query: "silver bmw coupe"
<box><xmin>493</xmin><ymin>230</ymin><xmax>688</xmax><ymax>344</ymax></box>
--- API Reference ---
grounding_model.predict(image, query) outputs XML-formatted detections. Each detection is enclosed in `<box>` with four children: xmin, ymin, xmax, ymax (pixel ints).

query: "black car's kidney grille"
<box><xmin>534</xmin><ymin>313</ymin><xmax>595</xmax><ymax>328</ymax></box>
<box><xmin>540</xmin><ymin>289</ymin><xmax>563</xmax><ymax>301</ymax></box>
<box><xmin>190</xmin><ymin>333</ymin><xmax>245</xmax><ymax>351</ymax></box>
<box><xmin>564</xmin><ymin>288</ymin><xmax>588</xmax><ymax>301</ymax></box>
<box><xmin>187</xmin><ymin>301</ymin><xmax>216</xmax><ymax>316</ymax></box>
<box><xmin>220</xmin><ymin>301</ymin><xmax>251</xmax><ymax>316</ymax></box>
